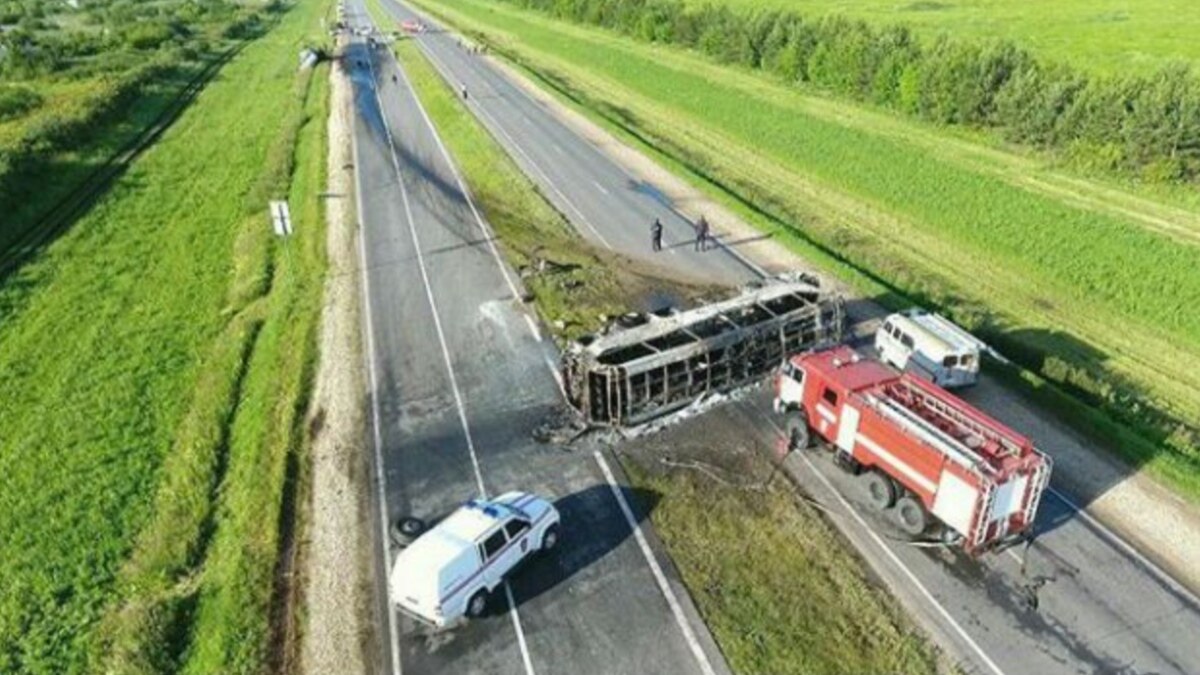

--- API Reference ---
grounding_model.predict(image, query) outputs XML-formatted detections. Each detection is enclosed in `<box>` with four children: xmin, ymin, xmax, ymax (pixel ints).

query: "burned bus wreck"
<box><xmin>562</xmin><ymin>274</ymin><xmax>845</xmax><ymax>427</ymax></box>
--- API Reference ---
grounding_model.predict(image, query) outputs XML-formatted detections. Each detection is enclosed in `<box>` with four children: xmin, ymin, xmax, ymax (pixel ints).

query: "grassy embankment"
<box><xmin>392</xmin><ymin>35</ymin><xmax>944</xmax><ymax>674</ymax></box>
<box><xmin>408</xmin><ymin>0</ymin><xmax>1200</xmax><ymax>501</ymax></box>
<box><xmin>0</xmin><ymin>0</ymin><xmax>330</xmax><ymax>672</ymax></box>
<box><xmin>678</xmin><ymin>0</ymin><xmax>1200</xmax><ymax>76</ymax></box>
<box><xmin>0</xmin><ymin>0</ymin><xmax>273</xmax><ymax>265</ymax></box>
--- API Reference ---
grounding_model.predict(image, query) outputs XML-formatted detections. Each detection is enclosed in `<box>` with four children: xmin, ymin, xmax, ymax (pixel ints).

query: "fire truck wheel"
<box><xmin>895</xmin><ymin>495</ymin><xmax>929</xmax><ymax>536</ymax></box>
<box><xmin>785</xmin><ymin>413</ymin><xmax>811</xmax><ymax>451</ymax></box>
<box><xmin>863</xmin><ymin>471</ymin><xmax>897</xmax><ymax>511</ymax></box>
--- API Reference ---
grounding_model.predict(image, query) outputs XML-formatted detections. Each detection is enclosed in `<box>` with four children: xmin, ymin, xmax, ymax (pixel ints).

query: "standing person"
<box><xmin>461</xmin><ymin>84</ymin><xmax>468</xmax><ymax>100</ymax></box>
<box><xmin>651</xmin><ymin>218</ymin><xmax>663</xmax><ymax>252</ymax></box>
<box><xmin>695</xmin><ymin>215</ymin><xmax>710</xmax><ymax>252</ymax></box>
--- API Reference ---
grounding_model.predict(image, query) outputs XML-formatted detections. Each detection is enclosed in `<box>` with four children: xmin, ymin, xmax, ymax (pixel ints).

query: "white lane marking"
<box><xmin>761</xmin><ymin>417</ymin><xmax>1005</xmax><ymax>675</ymax></box>
<box><xmin>523</xmin><ymin>313</ymin><xmax>543</xmax><ymax>343</ymax></box>
<box><xmin>416</xmin><ymin>11</ymin><xmax>765</xmax><ymax>281</ymax></box>
<box><xmin>391</xmin><ymin>53</ymin><xmax>538</xmax><ymax>337</ymax></box>
<box><xmin>366</xmin><ymin>47</ymin><xmax>487</xmax><ymax>497</ymax></box>
<box><xmin>543</xmin><ymin>353</ymin><xmax>566</xmax><ymax>399</ymax></box>
<box><xmin>351</xmin><ymin>36</ymin><xmax>404</xmax><ymax>675</ymax></box>
<box><xmin>366</xmin><ymin>40</ymin><xmax>537</xmax><ymax>675</ymax></box>
<box><xmin>505</xmin><ymin>583</ymin><xmax>537</xmax><ymax>675</ymax></box>
<box><xmin>593</xmin><ymin>450</ymin><xmax>717</xmax><ymax>675</ymax></box>
<box><xmin>1046</xmin><ymin>487</ymin><xmax>1200</xmax><ymax>608</ymax></box>
<box><xmin>592</xmin><ymin>179</ymin><xmax>609</xmax><ymax>195</ymax></box>
<box><xmin>551</xmin><ymin>143</ymin><xmax>566</xmax><ymax>156</ymax></box>
<box><xmin>414</xmin><ymin>41</ymin><xmax>616</xmax><ymax>250</ymax></box>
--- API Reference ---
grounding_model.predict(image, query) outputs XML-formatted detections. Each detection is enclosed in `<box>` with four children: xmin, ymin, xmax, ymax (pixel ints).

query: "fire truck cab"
<box><xmin>774</xmin><ymin>346</ymin><xmax>1051</xmax><ymax>554</ymax></box>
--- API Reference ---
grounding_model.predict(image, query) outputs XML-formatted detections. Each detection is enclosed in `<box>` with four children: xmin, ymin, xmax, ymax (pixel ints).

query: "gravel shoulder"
<box><xmin>298</xmin><ymin>47</ymin><xmax>374</xmax><ymax>675</ymax></box>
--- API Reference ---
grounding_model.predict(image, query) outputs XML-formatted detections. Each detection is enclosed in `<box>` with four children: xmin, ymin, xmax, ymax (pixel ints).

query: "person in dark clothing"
<box><xmin>651</xmin><ymin>218</ymin><xmax>663</xmax><ymax>252</ymax></box>
<box><xmin>461</xmin><ymin>84</ymin><xmax>469</xmax><ymax>100</ymax></box>
<box><xmin>695</xmin><ymin>215</ymin><xmax>710</xmax><ymax>252</ymax></box>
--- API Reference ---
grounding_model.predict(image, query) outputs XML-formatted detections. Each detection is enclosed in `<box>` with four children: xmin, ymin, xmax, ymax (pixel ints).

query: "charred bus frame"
<box><xmin>562</xmin><ymin>275</ymin><xmax>845</xmax><ymax>427</ymax></box>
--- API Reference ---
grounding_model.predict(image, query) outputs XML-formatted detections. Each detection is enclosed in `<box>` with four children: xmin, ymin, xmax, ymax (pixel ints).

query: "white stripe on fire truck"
<box><xmin>815</xmin><ymin>404</ymin><xmax>836</xmax><ymax>423</ymax></box>
<box><xmin>856</xmin><ymin>434</ymin><xmax>938</xmax><ymax>494</ymax></box>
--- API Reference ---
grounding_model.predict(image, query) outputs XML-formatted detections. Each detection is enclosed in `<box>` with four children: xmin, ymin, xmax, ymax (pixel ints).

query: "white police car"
<box><xmin>389</xmin><ymin>492</ymin><xmax>561</xmax><ymax>627</ymax></box>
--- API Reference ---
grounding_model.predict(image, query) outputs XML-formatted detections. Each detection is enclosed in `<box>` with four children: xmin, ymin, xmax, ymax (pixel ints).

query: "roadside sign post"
<box><xmin>270</xmin><ymin>200</ymin><xmax>293</xmax><ymax>237</ymax></box>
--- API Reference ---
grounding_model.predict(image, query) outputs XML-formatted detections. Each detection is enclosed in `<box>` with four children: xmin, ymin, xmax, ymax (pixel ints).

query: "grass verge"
<box><xmin>394</xmin><ymin>34</ymin><xmax>946</xmax><ymax>674</ymax></box>
<box><xmin>0</xmin><ymin>0</ymin><xmax>330</xmax><ymax>672</ymax></box>
<box><xmin>406</xmin><ymin>0</ymin><xmax>1200</xmax><ymax>502</ymax></box>
<box><xmin>625</xmin><ymin>457</ymin><xmax>944</xmax><ymax>674</ymax></box>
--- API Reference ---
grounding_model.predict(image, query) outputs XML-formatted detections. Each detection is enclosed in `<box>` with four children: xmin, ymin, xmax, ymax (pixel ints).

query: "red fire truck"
<box><xmin>774</xmin><ymin>346</ymin><xmax>1051</xmax><ymax>554</ymax></box>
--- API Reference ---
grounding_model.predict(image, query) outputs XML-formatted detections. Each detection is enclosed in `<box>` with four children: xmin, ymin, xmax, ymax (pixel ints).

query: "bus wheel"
<box><xmin>895</xmin><ymin>495</ymin><xmax>929</xmax><ymax>536</ymax></box>
<box><xmin>863</xmin><ymin>471</ymin><xmax>896</xmax><ymax>511</ymax></box>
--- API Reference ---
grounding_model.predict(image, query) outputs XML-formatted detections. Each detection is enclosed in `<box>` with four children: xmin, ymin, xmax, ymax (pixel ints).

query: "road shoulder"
<box><xmin>299</xmin><ymin>44</ymin><xmax>374</xmax><ymax>675</ymax></box>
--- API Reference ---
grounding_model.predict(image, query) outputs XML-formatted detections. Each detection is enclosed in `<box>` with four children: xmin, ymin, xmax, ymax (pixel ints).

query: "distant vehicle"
<box><xmin>875</xmin><ymin>308</ymin><xmax>987</xmax><ymax>388</ymax></box>
<box><xmin>389</xmin><ymin>492</ymin><xmax>561</xmax><ymax>627</ymax></box>
<box><xmin>774</xmin><ymin>346</ymin><xmax>1051</xmax><ymax>554</ymax></box>
<box><xmin>400</xmin><ymin>19</ymin><xmax>425</xmax><ymax>34</ymax></box>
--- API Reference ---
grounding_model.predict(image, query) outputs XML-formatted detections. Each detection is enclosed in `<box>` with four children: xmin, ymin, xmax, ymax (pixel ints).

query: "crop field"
<box><xmin>679</xmin><ymin>0</ymin><xmax>1200</xmax><ymax>76</ymax></box>
<box><xmin>415</xmin><ymin>0</ymin><xmax>1200</xmax><ymax>498</ymax></box>
<box><xmin>396</xmin><ymin>35</ymin><xmax>945</xmax><ymax>674</ymax></box>
<box><xmin>0</xmin><ymin>0</ymin><xmax>329</xmax><ymax>671</ymax></box>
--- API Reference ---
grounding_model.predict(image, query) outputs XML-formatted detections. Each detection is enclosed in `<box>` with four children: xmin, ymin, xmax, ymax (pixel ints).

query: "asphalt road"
<box><xmin>342</xmin><ymin>2</ymin><xmax>731</xmax><ymax>673</ymax></box>
<box><xmin>371</xmin><ymin>2</ymin><xmax>1200</xmax><ymax>673</ymax></box>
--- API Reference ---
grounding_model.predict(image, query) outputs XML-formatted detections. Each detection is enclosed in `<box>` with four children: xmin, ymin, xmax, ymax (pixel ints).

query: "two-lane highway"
<box><xmin>342</xmin><ymin>2</ymin><xmax>729</xmax><ymax>672</ymax></box>
<box><xmin>370</xmin><ymin>1</ymin><xmax>1200</xmax><ymax>673</ymax></box>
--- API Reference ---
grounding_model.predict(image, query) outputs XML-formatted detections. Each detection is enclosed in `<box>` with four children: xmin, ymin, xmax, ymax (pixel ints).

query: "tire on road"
<box><xmin>863</xmin><ymin>470</ymin><xmax>897</xmax><ymax>511</ymax></box>
<box><xmin>541</xmin><ymin>524</ymin><xmax>561</xmax><ymax>552</ymax></box>
<box><xmin>785</xmin><ymin>412</ymin><xmax>812</xmax><ymax>452</ymax></box>
<box><xmin>389</xmin><ymin>516</ymin><xmax>426</xmax><ymax>549</ymax></box>
<box><xmin>895</xmin><ymin>495</ymin><xmax>929</xmax><ymax>536</ymax></box>
<box><xmin>466</xmin><ymin>589</ymin><xmax>489</xmax><ymax>619</ymax></box>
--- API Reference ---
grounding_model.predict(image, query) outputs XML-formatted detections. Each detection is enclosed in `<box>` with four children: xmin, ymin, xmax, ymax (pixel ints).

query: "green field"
<box><xmin>414</xmin><ymin>0</ymin><xmax>1200</xmax><ymax>498</ymax></box>
<box><xmin>394</xmin><ymin>35</ymin><xmax>944</xmax><ymax>674</ymax></box>
<box><xmin>680</xmin><ymin>0</ymin><xmax>1200</xmax><ymax>75</ymax></box>
<box><xmin>0</xmin><ymin>0</ymin><xmax>329</xmax><ymax>671</ymax></box>
<box><xmin>0</xmin><ymin>0</ymin><xmax>272</xmax><ymax>266</ymax></box>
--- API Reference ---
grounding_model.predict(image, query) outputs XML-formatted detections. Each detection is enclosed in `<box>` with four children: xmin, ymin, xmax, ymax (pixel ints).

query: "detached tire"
<box><xmin>785</xmin><ymin>412</ymin><xmax>812</xmax><ymax>452</ymax></box>
<box><xmin>895</xmin><ymin>495</ymin><xmax>929</xmax><ymax>536</ymax></box>
<box><xmin>541</xmin><ymin>524</ymin><xmax>561</xmax><ymax>552</ymax></box>
<box><xmin>863</xmin><ymin>471</ymin><xmax>897</xmax><ymax>511</ymax></box>
<box><xmin>466</xmin><ymin>590</ymin><xmax>489</xmax><ymax>619</ymax></box>
<box><xmin>389</xmin><ymin>516</ymin><xmax>426</xmax><ymax>548</ymax></box>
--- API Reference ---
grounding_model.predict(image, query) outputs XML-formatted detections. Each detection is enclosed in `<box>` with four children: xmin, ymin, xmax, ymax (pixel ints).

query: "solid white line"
<box><xmin>593</xmin><ymin>450</ymin><xmax>717</xmax><ymax>675</ymax></box>
<box><xmin>365</xmin><ymin>31</ymin><xmax>540</xmax><ymax>675</ymax></box>
<box><xmin>760</xmin><ymin>418</ymin><xmax>1005</xmax><ymax>675</ymax></box>
<box><xmin>393</xmin><ymin>58</ymin><xmax>523</xmax><ymax>305</ymax></box>
<box><xmin>543</xmin><ymin>353</ymin><xmax>566</xmax><ymax>399</ymax></box>
<box><xmin>414</xmin><ymin>41</ymin><xmax>616</xmax><ymax>251</ymax></box>
<box><xmin>505</xmin><ymin>583</ymin><xmax>537</xmax><ymax>675</ymax></box>
<box><xmin>523</xmin><ymin>313</ymin><xmax>543</xmax><ymax>342</ymax></box>
<box><xmin>1046</xmin><ymin>487</ymin><xmax>1200</xmax><ymax>607</ymax></box>
<box><xmin>350</xmin><ymin>38</ymin><xmax>404</xmax><ymax>675</ymax></box>
<box><xmin>366</xmin><ymin>43</ymin><xmax>487</xmax><ymax>498</ymax></box>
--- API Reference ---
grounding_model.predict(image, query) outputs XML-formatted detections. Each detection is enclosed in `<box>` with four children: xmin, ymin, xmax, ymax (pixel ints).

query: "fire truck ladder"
<box><xmin>900</xmin><ymin>380</ymin><xmax>1023</xmax><ymax>460</ymax></box>
<box><xmin>870</xmin><ymin>395</ymin><xmax>986</xmax><ymax>472</ymax></box>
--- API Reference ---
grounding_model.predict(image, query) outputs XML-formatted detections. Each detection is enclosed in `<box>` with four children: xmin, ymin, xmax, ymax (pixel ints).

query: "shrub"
<box><xmin>0</xmin><ymin>84</ymin><xmax>42</xmax><ymax>121</ymax></box>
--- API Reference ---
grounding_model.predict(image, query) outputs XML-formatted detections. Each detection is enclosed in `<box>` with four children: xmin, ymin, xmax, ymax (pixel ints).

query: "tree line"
<box><xmin>501</xmin><ymin>0</ymin><xmax>1200</xmax><ymax>183</ymax></box>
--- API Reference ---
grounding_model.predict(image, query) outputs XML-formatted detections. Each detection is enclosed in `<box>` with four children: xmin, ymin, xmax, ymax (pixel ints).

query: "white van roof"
<box><xmin>888</xmin><ymin>309</ymin><xmax>985</xmax><ymax>358</ymax></box>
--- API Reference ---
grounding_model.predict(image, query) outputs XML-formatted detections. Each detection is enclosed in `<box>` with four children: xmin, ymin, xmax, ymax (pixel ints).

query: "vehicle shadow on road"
<box><xmin>497</xmin><ymin>483</ymin><xmax>661</xmax><ymax>615</ymax></box>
